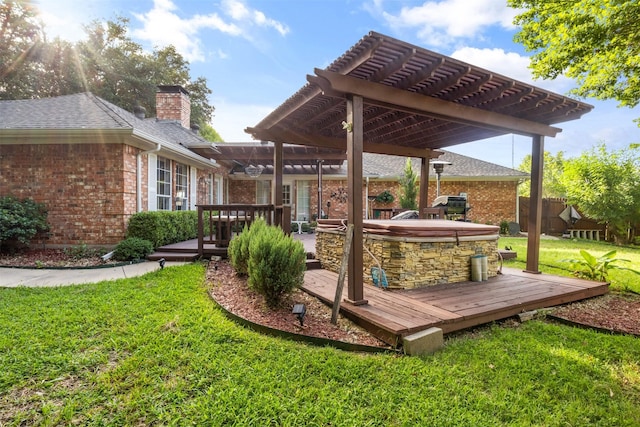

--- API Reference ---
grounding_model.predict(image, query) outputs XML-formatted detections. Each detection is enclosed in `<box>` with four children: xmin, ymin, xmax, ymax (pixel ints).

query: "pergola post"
<box><xmin>525</xmin><ymin>134</ymin><xmax>544</xmax><ymax>273</ymax></box>
<box><xmin>419</xmin><ymin>156</ymin><xmax>430</xmax><ymax>218</ymax></box>
<box><xmin>346</xmin><ymin>95</ymin><xmax>367</xmax><ymax>305</ymax></box>
<box><xmin>273</xmin><ymin>141</ymin><xmax>283</xmax><ymax>206</ymax></box>
<box><xmin>273</xmin><ymin>141</ymin><xmax>284</xmax><ymax>226</ymax></box>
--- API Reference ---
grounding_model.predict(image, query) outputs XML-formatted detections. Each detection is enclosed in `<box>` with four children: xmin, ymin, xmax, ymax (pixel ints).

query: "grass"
<box><xmin>499</xmin><ymin>236</ymin><xmax>640</xmax><ymax>293</ymax></box>
<box><xmin>1</xmin><ymin>262</ymin><xmax>640</xmax><ymax>425</ymax></box>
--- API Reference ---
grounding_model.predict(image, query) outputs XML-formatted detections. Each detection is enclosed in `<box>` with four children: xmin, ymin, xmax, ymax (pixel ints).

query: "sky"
<box><xmin>33</xmin><ymin>0</ymin><xmax>640</xmax><ymax>169</ymax></box>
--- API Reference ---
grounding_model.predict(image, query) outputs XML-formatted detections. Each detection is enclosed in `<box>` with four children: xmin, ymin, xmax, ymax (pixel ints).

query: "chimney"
<box><xmin>156</xmin><ymin>85</ymin><xmax>191</xmax><ymax>129</ymax></box>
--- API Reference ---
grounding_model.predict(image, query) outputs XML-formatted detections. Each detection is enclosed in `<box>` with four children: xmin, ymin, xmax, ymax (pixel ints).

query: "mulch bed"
<box><xmin>550</xmin><ymin>292</ymin><xmax>640</xmax><ymax>336</ymax></box>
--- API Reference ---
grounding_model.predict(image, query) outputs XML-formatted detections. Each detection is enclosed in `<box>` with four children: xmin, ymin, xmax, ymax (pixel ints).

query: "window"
<box><xmin>157</xmin><ymin>156</ymin><xmax>171</xmax><ymax>210</ymax></box>
<box><xmin>175</xmin><ymin>163</ymin><xmax>188</xmax><ymax>210</ymax></box>
<box><xmin>282</xmin><ymin>184</ymin><xmax>291</xmax><ymax>205</ymax></box>
<box><xmin>296</xmin><ymin>181</ymin><xmax>310</xmax><ymax>221</ymax></box>
<box><xmin>256</xmin><ymin>180</ymin><xmax>270</xmax><ymax>204</ymax></box>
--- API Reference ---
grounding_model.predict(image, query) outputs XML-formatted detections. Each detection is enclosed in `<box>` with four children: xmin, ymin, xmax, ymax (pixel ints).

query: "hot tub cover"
<box><xmin>317</xmin><ymin>219</ymin><xmax>499</xmax><ymax>238</ymax></box>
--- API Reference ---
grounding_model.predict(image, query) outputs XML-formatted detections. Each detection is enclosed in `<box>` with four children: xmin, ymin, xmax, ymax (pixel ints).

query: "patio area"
<box><xmin>302</xmin><ymin>267</ymin><xmax>609</xmax><ymax>347</ymax></box>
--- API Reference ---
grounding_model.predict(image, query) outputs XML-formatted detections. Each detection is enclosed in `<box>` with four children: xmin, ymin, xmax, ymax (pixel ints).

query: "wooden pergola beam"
<box><xmin>245</xmin><ymin>126</ymin><xmax>442</xmax><ymax>159</ymax></box>
<box><xmin>313</xmin><ymin>69</ymin><xmax>562</xmax><ymax>138</ymax></box>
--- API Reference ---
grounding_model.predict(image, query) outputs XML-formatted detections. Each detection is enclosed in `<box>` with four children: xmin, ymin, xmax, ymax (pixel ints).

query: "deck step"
<box><xmin>147</xmin><ymin>251</ymin><xmax>199</xmax><ymax>262</ymax></box>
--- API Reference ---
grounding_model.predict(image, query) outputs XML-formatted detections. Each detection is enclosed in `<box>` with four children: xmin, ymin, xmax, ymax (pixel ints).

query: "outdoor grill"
<box><xmin>432</xmin><ymin>195</ymin><xmax>470</xmax><ymax>220</ymax></box>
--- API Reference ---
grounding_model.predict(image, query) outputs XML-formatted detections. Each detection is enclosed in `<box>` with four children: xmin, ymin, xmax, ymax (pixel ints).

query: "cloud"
<box><xmin>450</xmin><ymin>47</ymin><xmax>574</xmax><ymax>94</ymax></box>
<box><xmin>222</xmin><ymin>0</ymin><xmax>289</xmax><ymax>36</ymax></box>
<box><xmin>379</xmin><ymin>0</ymin><xmax>519</xmax><ymax>48</ymax></box>
<box><xmin>130</xmin><ymin>0</ymin><xmax>241</xmax><ymax>62</ymax></box>
<box><xmin>131</xmin><ymin>0</ymin><xmax>289</xmax><ymax>62</ymax></box>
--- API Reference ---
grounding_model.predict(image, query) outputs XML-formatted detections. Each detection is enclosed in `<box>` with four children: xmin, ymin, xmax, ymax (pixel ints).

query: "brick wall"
<box><xmin>0</xmin><ymin>143</ymin><xmax>137</xmax><ymax>246</ymax></box>
<box><xmin>226</xmin><ymin>177</ymin><xmax>519</xmax><ymax>224</ymax></box>
<box><xmin>228</xmin><ymin>179</ymin><xmax>256</xmax><ymax>204</ymax></box>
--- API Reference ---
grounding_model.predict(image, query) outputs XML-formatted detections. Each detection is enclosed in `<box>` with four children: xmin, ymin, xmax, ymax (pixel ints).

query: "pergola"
<box><xmin>246</xmin><ymin>31</ymin><xmax>593</xmax><ymax>305</ymax></box>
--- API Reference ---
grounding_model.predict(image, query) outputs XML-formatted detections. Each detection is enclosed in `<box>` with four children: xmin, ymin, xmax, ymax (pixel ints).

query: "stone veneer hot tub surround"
<box><xmin>315</xmin><ymin>219</ymin><xmax>500</xmax><ymax>289</ymax></box>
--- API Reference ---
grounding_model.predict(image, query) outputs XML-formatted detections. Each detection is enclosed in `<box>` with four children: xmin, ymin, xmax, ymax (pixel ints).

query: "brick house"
<box><xmin>1</xmin><ymin>86</ymin><xmax>527</xmax><ymax>248</ymax></box>
<box><xmin>220</xmin><ymin>143</ymin><xmax>528</xmax><ymax>225</ymax></box>
<box><xmin>0</xmin><ymin>86</ymin><xmax>223</xmax><ymax>246</ymax></box>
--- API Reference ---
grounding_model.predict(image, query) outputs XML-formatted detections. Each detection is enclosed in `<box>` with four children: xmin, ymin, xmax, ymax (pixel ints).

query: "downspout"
<box><xmin>137</xmin><ymin>143</ymin><xmax>162</xmax><ymax>212</ymax></box>
<box><xmin>365</xmin><ymin>177</ymin><xmax>369</xmax><ymax>219</ymax></box>
<box><xmin>516</xmin><ymin>179</ymin><xmax>522</xmax><ymax>224</ymax></box>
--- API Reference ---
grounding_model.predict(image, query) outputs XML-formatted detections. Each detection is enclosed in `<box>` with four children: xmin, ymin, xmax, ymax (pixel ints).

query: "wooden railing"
<box><xmin>196</xmin><ymin>204</ymin><xmax>291</xmax><ymax>257</ymax></box>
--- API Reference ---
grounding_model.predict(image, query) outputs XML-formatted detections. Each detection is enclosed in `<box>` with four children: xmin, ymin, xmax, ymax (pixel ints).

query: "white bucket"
<box><xmin>471</xmin><ymin>255</ymin><xmax>483</xmax><ymax>282</ymax></box>
<box><xmin>481</xmin><ymin>255</ymin><xmax>489</xmax><ymax>281</ymax></box>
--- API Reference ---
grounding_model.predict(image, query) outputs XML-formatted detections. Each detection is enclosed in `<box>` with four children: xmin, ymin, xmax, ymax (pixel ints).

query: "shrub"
<box><xmin>247</xmin><ymin>223</ymin><xmax>306</xmax><ymax>307</ymax></box>
<box><xmin>113</xmin><ymin>237</ymin><xmax>154</xmax><ymax>261</ymax></box>
<box><xmin>499</xmin><ymin>220</ymin><xmax>509</xmax><ymax>235</ymax></box>
<box><xmin>126</xmin><ymin>211</ymin><xmax>198</xmax><ymax>247</ymax></box>
<box><xmin>0</xmin><ymin>196</ymin><xmax>49</xmax><ymax>252</ymax></box>
<box><xmin>228</xmin><ymin>218</ymin><xmax>268</xmax><ymax>276</ymax></box>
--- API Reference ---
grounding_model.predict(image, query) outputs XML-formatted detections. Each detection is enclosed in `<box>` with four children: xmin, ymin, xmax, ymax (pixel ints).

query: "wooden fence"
<box><xmin>518</xmin><ymin>197</ymin><xmax>605</xmax><ymax>236</ymax></box>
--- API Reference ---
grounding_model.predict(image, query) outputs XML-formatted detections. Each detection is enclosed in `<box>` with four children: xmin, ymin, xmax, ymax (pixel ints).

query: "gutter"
<box><xmin>137</xmin><ymin>142</ymin><xmax>162</xmax><ymax>212</ymax></box>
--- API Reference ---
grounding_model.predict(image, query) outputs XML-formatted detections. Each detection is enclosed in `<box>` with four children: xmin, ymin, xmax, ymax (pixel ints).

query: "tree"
<box><xmin>1</xmin><ymin>9</ymin><xmax>217</xmax><ymax>128</ymax></box>
<box><xmin>510</xmin><ymin>0</ymin><xmax>640</xmax><ymax>123</ymax></box>
<box><xmin>560</xmin><ymin>144</ymin><xmax>640</xmax><ymax>243</ymax></box>
<box><xmin>199</xmin><ymin>122</ymin><xmax>224</xmax><ymax>142</ymax></box>
<box><xmin>77</xmin><ymin>17</ymin><xmax>161</xmax><ymax>115</ymax></box>
<box><xmin>517</xmin><ymin>150</ymin><xmax>567</xmax><ymax>198</ymax></box>
<box><xmin>398</xmin><ymin>158</ymin><xmax>418</xmax><ymax>210</ymax></box>
<box><xmin>0</xmin><ymin>0</ymin><xmax>46</xmax><ymax>99</ymax></box>
<box><xmin>186</xmin><ymin>76</ymin><xmax>215</xmax><ymax>126</ymax></box>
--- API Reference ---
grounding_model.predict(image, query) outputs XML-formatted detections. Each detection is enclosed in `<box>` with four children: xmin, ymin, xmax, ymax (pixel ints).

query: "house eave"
<box><xmin>131</xmin><ymin>129</ymin><xmax>220</xmax><ymax>169</ymax></box>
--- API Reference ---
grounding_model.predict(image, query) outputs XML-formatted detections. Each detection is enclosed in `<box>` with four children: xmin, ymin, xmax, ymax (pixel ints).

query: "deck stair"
<box><xmin>147</xmin><ymin>250</ymin><xmax>199</xmax><ymax>262</ymax></box>
<box><xmin>147</xmin><ymin>239</ymin><xmax>205</xmax><ymax>262</ymax></box>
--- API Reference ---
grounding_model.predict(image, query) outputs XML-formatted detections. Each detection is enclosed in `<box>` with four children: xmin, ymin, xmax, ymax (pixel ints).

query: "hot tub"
<box><xmin>315</xmin><ymin>219</ymin><xmax>500</xmax><ymax>289</ymax></box>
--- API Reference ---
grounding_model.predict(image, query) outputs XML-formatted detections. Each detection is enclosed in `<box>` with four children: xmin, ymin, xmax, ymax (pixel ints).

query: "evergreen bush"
<box><xmin>247</xmin><ymin>223</ymin><xmax>306</xmax><ymax>307</ymax></box>
<box><xmin>228</xmin><ymin>217</ymin><xmax>268</xmax><ymax>276</ymax></box>
<box><xmin>398</xmin><ymin>158</ymin><xmax>418</xmax><ymax>209</ymax></box>
<box><xmin>113</xmin><ymin>237</ymin><xmax>154</xmax><ymax>261</ymax></box>
<box><xmin>0</xmin><ymin>196</ymin><xmax>49</xmax><ymax>252</ymax></box>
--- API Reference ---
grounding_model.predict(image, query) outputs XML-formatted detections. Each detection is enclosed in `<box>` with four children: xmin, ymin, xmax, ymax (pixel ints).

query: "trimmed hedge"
<box><xmin>126</xmin><ymin>211</ymin><xmax>198</xmax><ymax>248</ymax></box>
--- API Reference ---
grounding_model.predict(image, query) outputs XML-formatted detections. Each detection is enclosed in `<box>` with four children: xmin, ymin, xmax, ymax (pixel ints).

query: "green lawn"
<box><xmin>499</xmin><ymin>236</ymin><xmax>640</xmax><ymax>293</ymax></box>
<box><xmin>1</xmin><ymin>262</ymin><xmax>639</xmax><ymax>426</ymax></box>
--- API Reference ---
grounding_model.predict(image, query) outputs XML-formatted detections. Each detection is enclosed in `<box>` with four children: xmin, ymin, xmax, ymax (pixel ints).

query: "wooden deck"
<box><xmin>302</xmin><ymin>267</ymin><xmax>609</xmax><ymax>347</ymax></box>
<box><xmin>147</xmin><ymin>233</ymin><xmax>318</xmax><ymax>262</ymax></box>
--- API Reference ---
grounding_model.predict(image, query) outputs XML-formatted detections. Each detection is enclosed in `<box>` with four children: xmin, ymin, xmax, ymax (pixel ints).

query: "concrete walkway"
<box><xmin>0</xmin><ymin>233</ymin><xmax>316</xmax><ymax>289</ymax></box>
<box><xmin>0</xmin><ymin>261</ymin><xmax>188</xmax><ymax>288</ymax></box>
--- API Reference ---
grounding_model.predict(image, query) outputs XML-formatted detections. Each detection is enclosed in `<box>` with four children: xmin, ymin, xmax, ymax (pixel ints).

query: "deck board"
<box><xmin>302</xmin><ymin>267</ymin><xmax>609</xmax><ymax>346</ymax></box>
